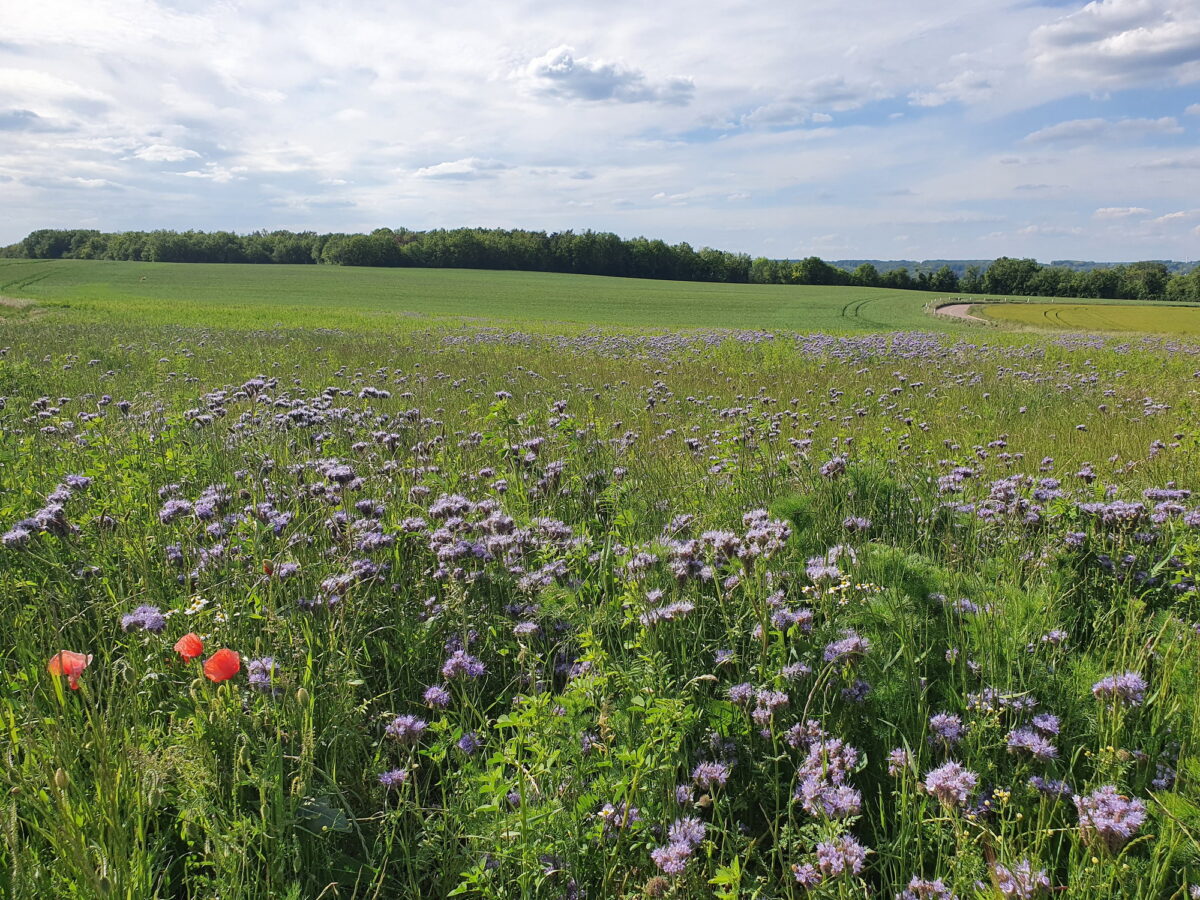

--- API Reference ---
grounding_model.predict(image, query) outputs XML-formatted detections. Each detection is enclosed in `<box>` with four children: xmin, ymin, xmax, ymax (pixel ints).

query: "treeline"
<box><xmin>6</xmin><ymin>227</ymin><xmax>753</xmax><ymax>283</ymax></box>
<box><xmin>749</xmin><ymin>255</ymin><xmax>1200</xmax><ymax>302</ymax></box>
<box><xmin>7</xmin><ymin>227</ymin><xmax>1200</xmax><ymax>302</ymax></box>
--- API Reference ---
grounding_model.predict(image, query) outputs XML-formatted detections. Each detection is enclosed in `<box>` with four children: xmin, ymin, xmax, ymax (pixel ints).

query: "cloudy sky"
<box><xmin>1</xmin><ymin>0</ymin><xmax>1198</xmax><ymax>261</ymax></box>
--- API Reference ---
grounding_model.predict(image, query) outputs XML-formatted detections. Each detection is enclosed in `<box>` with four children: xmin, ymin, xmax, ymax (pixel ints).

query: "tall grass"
<box><xmin>0</xmin><ymin>320</ymin><xmax>1198</xmax><ymax>898</ymax></box>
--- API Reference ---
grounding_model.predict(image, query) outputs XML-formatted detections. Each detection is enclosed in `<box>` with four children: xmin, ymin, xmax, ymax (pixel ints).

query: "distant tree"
<box><xmin>960</xmin><ymin>265</ymin><xmax>982</xmax><ymax>294</ymax></box>
<box><xmin>1122</xmin><ymin>261</ymin><xmax>1170</xmax><ymax>301</ymax></box>
<box><xmin>880</xmin><ymin>266</ymin><xmax>913</xmax><ymax>289</ymax></box>
<box><xmin>851</xmin><ymin>263</ymin><xmax>880</xmax><ymax>287</ymax></box>
<box><xmin>983</xmin><ymin>257</ymin><xmax>1040</xmax><ymax>295</ymax></box>
<box><xmin>930</xmin><ymin>265</ymin><xmax>959</xmax><ymax>293</ymax></box>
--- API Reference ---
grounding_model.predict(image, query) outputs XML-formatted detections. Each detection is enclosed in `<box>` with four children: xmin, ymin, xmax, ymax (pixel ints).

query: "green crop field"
<box><xmin>1</xmin><ymin>258</ymin><xmax>961</xmax><ymax>333</ymax></box>
<box><xmin>978</xmin><ymin>302</ymin><xmax>1200</xmax><ymax>336</ymax></box>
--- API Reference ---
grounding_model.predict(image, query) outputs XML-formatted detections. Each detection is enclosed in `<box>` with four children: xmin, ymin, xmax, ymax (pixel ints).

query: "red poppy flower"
<box><xmin>47</xmin><ymin>651</ymin><xmax>93</xmax><ymax>690</ymax></box>
<box><xmin>174</xmin><ymin>632</ymin><xmax>204</xmax><ymax>661</ymax></box>
<box><xmin>203</xmin><ymin>648</ymin><xmax>241</xmax><ymax>683</ymax></box>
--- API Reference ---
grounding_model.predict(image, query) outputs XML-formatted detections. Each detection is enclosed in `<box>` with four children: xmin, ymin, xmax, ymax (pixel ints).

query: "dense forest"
<box><xmin>5</xmin><ymin>227</ymin><xmax>1199</xmax><ymax>302</ymax></box>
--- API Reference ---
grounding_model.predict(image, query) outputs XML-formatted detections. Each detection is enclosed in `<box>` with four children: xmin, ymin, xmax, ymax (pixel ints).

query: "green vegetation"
<box><xmin>9</xmin><ymin>228</ymin><xmax>1199</xmax><ymax>302</ymax></box>
<box><xmin>979</xmin><ymin>302</ymin><xmax>1200</xmax><ymax>336</ymax></box>
<box><xmin>0</xmin><ymin>258</ymin><xmax>957</xmax><ymax>333</ymax></box>
<box><xmin>1</xmin><ymin>314</ymin><xmax>1198</xmax><ymax>899</ymax></box>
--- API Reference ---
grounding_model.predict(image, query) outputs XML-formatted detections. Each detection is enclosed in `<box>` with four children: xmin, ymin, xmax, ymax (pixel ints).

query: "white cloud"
<box><xmin>178</xmin><ymin>163</ymin><xmax>246</xmax><ymax>184</ymax></box>
<box><xmin>1093</xmin><ymin>206</ymin><xmax>1151</xmax><ymax>218</ymax></box>
<box><xmin>0</xmin><ymin>67</ymin><xmax>111</xmax><ymax>111</ymax></box>
<box><xmin>131</xmin><ymin>143</ymin><xmax>200</xmax><ymax>162</ymax></box>
<box><xmin>0</xmin><ymin>0</ymin><xmax>1197</xmax><ymax>260</ymax></box>
<box><xmin>1023</xmin><ymin>116</ymin><xmax>1182</xmax><ymax>143</ymax></box>
<box><xmin>1030</xmin><ymin>0</ymin><xmax>1200</xmax><ymax>87</ymax></box>
<box><xmin>522</xmin><ymin>45</ymin><xmax>693</xmax><ymax>105</ymax></box>
<box><xmin>908</xmin><ymin>70</ymin><xmax>994</xmax><ymax>107</ymax></box>
<box><xmin>1017</xmin><ymin>224</ymin><xmax>1083</xmax><ymax>236</ymax></box>
<box><xmin>413</xmin><ymin>157</ymin><xmax>512</xmax><ymax>180</ymax></box>
<box><xmin>1188</xmin><ymin>103</ymin><xmax>1200</xmax><ymax>114</ymax></box>
<box><xmin>1139</xmin><ymin>153</ymin><xmax>1200</xmax><ymax>168</ymax></box>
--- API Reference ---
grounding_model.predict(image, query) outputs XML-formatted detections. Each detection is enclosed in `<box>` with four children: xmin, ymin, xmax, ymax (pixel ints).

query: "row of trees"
<box><xmin>7</xmin><ymin>228</ymin><xmax>1199</xmax><ymax>302</ymax></box>
<box><xmin>7</xmin><ymin>228</ymin><xmax>753</xmax><ymax>283</ymax></box>
<box><xmin>751</xmin><ymin>255</ymin><xmax>1200</xmax><ymax>302</ymax></box>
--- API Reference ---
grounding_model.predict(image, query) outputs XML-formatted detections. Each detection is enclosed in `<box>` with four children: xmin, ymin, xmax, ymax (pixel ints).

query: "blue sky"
<box><xmin>1</xmin><ymin>0</ymin><xmax>1198</xmax><ymax>261</ymax></box>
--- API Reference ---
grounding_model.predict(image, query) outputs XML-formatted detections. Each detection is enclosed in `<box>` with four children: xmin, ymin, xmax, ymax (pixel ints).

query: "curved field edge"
<box><xmin>977</xmin><ymin>302</ymin><xmax>1200</xmax><ymax>336</ymax></box>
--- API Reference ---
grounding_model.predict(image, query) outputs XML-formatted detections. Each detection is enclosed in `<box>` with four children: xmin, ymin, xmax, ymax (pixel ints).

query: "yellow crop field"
<box><xmin>978</xmin><ymin>302</ymin><xmax>1200</xmax><ymax>335</ymax></box>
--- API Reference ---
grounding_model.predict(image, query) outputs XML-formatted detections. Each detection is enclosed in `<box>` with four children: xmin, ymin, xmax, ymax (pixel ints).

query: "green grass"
<box><xmin>1</xmin><ymin>258</ymin><xmax>962</xmax><ymax>333</ymax></box>
<box><xmin>2</xmin><ymin>263</ymin><xmax>1200</xmax><ymax>898</ymax></box>
<box><xmin>979</xmin><ymin>301</ymin><xmax>1200</xmax><ymax>335</ymax></box>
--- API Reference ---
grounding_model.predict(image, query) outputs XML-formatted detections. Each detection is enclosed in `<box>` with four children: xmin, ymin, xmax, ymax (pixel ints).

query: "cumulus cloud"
<box><xmin>523</xmin><ymin>45</ymin><xmax>693</xmax><ymax>105</ymax></box>
<box><xmin>1093</xmin><ymin>206</ymin><xmax>1151</xmax><ymax>218</ymax></box>
<box><xmin>790</xmin><ymin>75</ymin><xmax>888</xmax><ymax>111</ymax></box>
<box><xmin>741</xmin><ymin>76</ymin><xmax>886</xmax><ymax>128</ymax></box>
<box><xmin>908</xmin><ymin>70</ymin><xmax>994</xmax><ymax>107</ymax></box>
<box><xmin>1023</xmin><ymin>116</ymin><xmax>1182</xmax><ymax>143</ymax></box>
<box><xmin>413</xmin><ymin>157</ymin><xmax>512</xmax><ymax>180</ymax></box>
<box><xmin>1030</xmin><ymin>0</ymin><xmax>1200</xmax><ymax>87</ymax></box>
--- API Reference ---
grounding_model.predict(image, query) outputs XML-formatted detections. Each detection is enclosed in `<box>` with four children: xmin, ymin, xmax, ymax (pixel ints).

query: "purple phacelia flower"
<box><xmin>823</xmin><ymin>630</ymin><xmax>870</xmax><ymax>665</ymax></box>
<box><xmin>814</xmin><ymin>835</ymin><xmax>868</xmax><ymax>878</ymax></box>
<box><xmin>385</xmin><ymin>714</ymin><xmax>428</xmax><ymax>744</ymax></box>
<box><xmin>924</xmin><ymin>761</ymin><xmax>978</xmax><ymax>808</ymax></box>
<box><xmin>442</xmin><ymin>650</ymin><xmax>485</xmax><ymax>680</ymax></box>
<box><xmin>929</xmin><ymin>713</ymin><xmax>964</xmax><ymax>748</ymax></box>
<box><xmin>423</xmin><ymin>684</ymin><xmax>451</xmax><ymax>708</ymax></box>
<box><xmin>897</xmin><ymin>876</ymin><xmax>957</xmax><ymax>900</ymax></box>
<box><xmin>1029</xmin><ymin>776</ymin><xmax>1072</xmax><ymax>798</ymax></box>
<box><xmin>650</xmin><ymin>842</ymin><xmax>693</xmax><ymax>875</ymax></box>
<box><xmin>1006</xmin><ymin>728</ymin><xmax>1057</xmax><ymax>761</ymax></box>
<box><xmin>888</xmin><ymin>748</ymin><xmax>911</xmax><ymax>776</ymax></box>
<box><xmin>692</xmin><ymin>760</ymin><xmax>731</xmax><ymax>789</ymax></box>
<box><xmin>158</xmin><ymin>499</ymin><xmax>194</xmax><ymax>524</ymax></box>
<box><xmin>993</xmin><ymin>860</ymin><xmax>1050</xmax><ymax>898</ymax></box>
<box><xmin>1092</xmin><ymin>672</ymin><xmax>1147</xmax><ymax>706</ymax></box>
<box><xmin>728</xmin><ymin>682</ymin><xmax>755</xmax><ymax>705</ymax></box>
<box><xmin>247</xmin><ymin>657</ymin><xmax>281</xmax><ymax>695</ymax></box>
<box><xmin>121</xmin><ymin>604</ymin><xmax>166</xmax><ymax>633</ymax></box>
<box><xmin>667</xmin><ymin>816</ymin><xmax>706</xmax><ymax>848</ymax></box>
<box><xmin>378</xmin><ymin>768</ymin><xmax>409</xmax><ymax>789</ymax></box>
<box><xmin>1074</xmin><ymin>785</ymin><xmax>1146</xmax><ymax>853</ymax></box>
<box><xmin>1029</xmin><ymin>713</ymin><xmax>1059</xmax><ymax>735</ymax></box>
<box><xmin>841</xmin><ymin>678</ymin><xmax>872</xmax><ymax>703</ymax></box>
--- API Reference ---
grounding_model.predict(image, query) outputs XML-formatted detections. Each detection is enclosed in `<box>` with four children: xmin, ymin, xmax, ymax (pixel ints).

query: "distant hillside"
<box><xmin>832</xmin><ymin>259</ymin><xmax>1199</xmax><ymax>277</ymax></box>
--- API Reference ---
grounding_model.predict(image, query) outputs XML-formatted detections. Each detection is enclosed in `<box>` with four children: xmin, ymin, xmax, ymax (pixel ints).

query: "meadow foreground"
<box><xmin>1</xmin><ymin>321</ymin><xmax>1199</xmax><ymax>899</ymax></box>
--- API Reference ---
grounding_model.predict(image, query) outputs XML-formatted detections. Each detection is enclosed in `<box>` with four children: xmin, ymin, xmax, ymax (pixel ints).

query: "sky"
<box><xmin>1</xmin><ymin>0</ymin><xmax>1198</xmax><ymax>262</ymax></box>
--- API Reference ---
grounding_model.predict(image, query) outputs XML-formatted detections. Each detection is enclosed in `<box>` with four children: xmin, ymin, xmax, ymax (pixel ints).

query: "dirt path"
<box><xmin>935</xmin><ymin>302</ymin><xmax>988</xmax><ymax>325</ymax></box>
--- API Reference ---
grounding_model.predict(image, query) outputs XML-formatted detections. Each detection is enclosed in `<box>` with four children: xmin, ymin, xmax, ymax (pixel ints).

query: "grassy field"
<box><xmin>2</xmin><ymin>261</ymin><xmax>1200</xmax><ymax>898</ymax></box>
<box><xmin>1</xmin><ymin>258</ymin><xmax>966</xmax><ymax>333</ymax></box>
<box><xmin>978</xmin><ymin>302</ymin><xmax>1200</xmax><ymax>336</ymax></box>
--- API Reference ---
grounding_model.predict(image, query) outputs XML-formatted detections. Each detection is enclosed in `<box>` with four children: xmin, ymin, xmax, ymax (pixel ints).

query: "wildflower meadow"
<box><xmin>2</xmin><ymin>317</ymin><xmax>1199</xmax><ymax>898</ymax></box>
